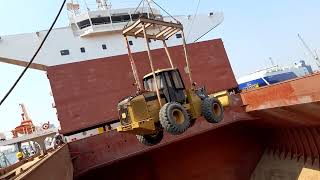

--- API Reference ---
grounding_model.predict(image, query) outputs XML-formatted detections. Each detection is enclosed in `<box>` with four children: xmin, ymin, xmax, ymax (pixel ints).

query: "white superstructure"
<box><xmin>0</xmin><ymin>1</ymin><xmax>224</xmax><ymax>70</ymax></box>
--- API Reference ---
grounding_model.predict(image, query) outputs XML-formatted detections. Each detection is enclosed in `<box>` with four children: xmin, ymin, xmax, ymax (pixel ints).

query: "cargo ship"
<box><xmin>1</xmin><ymin>0</ymin><xmax>320</xmax><ymax>180</ymax></box>
<box><xmin>0</xmin><ymin>0</ymin><xmax>224</xmax><ymax>137</ymax></box>
<box><xmin>237</xmin><ymin>60</ymin><xmax>313</xmax><ymax>90</ymax></box>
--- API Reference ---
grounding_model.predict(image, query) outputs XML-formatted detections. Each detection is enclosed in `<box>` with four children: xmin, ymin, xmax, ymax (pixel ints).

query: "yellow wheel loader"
<box><xmin>116</xmin><ymin>14</ymin><xmax>225</xmax><ymax>146</ymax></box>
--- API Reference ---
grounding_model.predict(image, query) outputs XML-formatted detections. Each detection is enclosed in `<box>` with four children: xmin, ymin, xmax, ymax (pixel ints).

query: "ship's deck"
<box><xmin>0</xmin><ymin>156</ymin><xmax>42</xmax><ymax>179</ymax></box>
<box><xmin>0</xmin><ymin>145</ymin><xmax>73</xmax><ymax>180</ymax></box>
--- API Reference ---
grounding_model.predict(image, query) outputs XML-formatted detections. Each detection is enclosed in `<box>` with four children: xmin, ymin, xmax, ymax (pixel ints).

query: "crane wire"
<box><xmin>186</xmin><ymin>0</ymin><xmax>200</xmax><ymax>42</ymax></box>
<box><xmin>193</xmin><ymin>15</ymin><xmax>224</xmax><ymax>43</ymax></box>
<box><xmin>146</xmin><ymin>0</ymin><xmax>155</xmax><ymax>17</ymax></box>
<box><xmin>142</xmin><ymin>0</ymin><xmax>145</xmax><ymax>16</ymax></box>
<box><xmin>0</xmin><ymin>0</ymin><xmax>67</xmax><ymax>107</ymax></box>
<box><xmin>124</xmin><ymin>0</ymin><xmax>144</xmax><ymax>28</ymax></box>
<box><xmin>133</xmin><ymin>0</ymin><xmax>144</xmax><ymax>14</ymax></box>
<box><xmin>146</xmin><ymin>0</ymin><xmax>162</xmax><ymax>32</ymax></box>
<box><xmin>150</xmin><ymin>0</ymin><xmax>179</xmax><ymax>23</ymax></box>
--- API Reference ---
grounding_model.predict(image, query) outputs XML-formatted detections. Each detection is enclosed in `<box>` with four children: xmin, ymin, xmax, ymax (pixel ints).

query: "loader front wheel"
<box><xmin>159</xmin><ymin>102</ymin><xmax>190</xmax><ymax>135</ymax></box>
<box><xmin>201</xmin><ymin>97</ymin><xmax>224</xmax><ymax>123</ymax></box>
<box><xmin>136</xmin><ymin>130</ymin><xmax>163</xmax><ymax>146</ymax></box>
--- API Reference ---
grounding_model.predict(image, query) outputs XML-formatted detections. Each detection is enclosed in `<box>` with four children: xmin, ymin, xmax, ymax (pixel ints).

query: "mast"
<box><xmin>97</xmin><ymin>0</ymin><xmax>108</xmax><ymax>10</ymax></box>
<box><xmin>298</xmin><ymin>34</ymin><xmax>320</xmax><ymax>68</ymax></box>
<box><xmin>19</xmin><ymin>103</ymin><xmax>31</xmax><ymax>121</ymax></box>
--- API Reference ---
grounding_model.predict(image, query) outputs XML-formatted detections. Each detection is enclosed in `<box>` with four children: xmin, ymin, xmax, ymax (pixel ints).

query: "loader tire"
<box><xmin>159</xmin><ymin>102</ymin><xmax>190</xmax><ymax>135</ymax></box>
<box><xmin>136</xmin><ymin>130</ymin><xmax>163</xmax><ymax>146</ymax></box>
<box><xmin>201</xmin><ymin>97</ymin><xmax>224</xmax><ymax>123</ymax></box>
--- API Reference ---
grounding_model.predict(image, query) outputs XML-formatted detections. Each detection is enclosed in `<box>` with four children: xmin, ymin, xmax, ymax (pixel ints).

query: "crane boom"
<box><xmin>298</xmin><ymin>34</ymin><xmax>320</xmax><ymax>67</ymax></box>
<box><xmin>19</xmin><ymin>103</ymin><xmax>31</xmax><ymax>121</ymax></box>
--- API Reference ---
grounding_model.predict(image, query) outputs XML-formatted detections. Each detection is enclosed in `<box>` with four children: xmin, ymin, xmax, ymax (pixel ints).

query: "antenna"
<box><xmin>269</xmin><ymin>57</ymin><xmax>275</xmax><ymax>67</ymax></box>
<box><xmin>83</xmin><ymin>0</ymin><xmax>90</xmax><ymax>11</ymax></box>
<box><xmin>298</xmin><ymin>33</ymin><xmax>320</xmax><ymax>68</ymax></box>
<box><xmin>315</xmin><ymin>50</ymin><xmax>319</xmax><ymax>60</ymax></box>
<box><xmin>96</xmin><ymin>0</ymin><xmax>108</xmax><ymax>10</ymax></box>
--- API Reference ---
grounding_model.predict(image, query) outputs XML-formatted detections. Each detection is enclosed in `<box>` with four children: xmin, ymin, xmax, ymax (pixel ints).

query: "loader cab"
<box><xmin>143</xmin><ymin>68</ymin><xmax>186</xmax><ymax>104</ymax></box>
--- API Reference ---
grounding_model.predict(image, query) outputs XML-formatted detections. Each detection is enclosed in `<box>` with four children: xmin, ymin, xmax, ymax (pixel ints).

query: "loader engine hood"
<box><xmin>118</xmin><ymin>96</ymin><xmax>133</xmax><ymax>108</ymax></box>
<box><xmin>118</xmin><ymin>96</ymin><xmax>133</xmax><ymax>126</ymax></box>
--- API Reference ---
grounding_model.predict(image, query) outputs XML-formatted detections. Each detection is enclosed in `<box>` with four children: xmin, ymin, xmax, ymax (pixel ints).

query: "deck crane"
<box><xmin>298</xmin><ymin>33</ymin><xmax>320</xmax><ymax>68</ymax></box>
<box><xmin>11</xmin><ymin>104</ymin><xmax>35</xmax><ymax>138</ymax></box>
<box><xmin>20</xmin><ymin>103</ymin><xmax>31</xmax><ymax>121</ymax></box>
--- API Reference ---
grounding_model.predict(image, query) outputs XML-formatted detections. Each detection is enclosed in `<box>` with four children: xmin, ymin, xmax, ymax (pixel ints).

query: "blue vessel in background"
<box><xmin>237</xmin><ymin>60</ymin><xmax>313</xmax><ymax>90</ymax></box>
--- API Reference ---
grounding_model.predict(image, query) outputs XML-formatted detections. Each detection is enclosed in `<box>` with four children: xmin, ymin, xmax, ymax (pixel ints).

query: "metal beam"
<box><xmin>124</xmin><ymin>32</ymin><xmax>165</xmax><ymax>41</ymax></box>
<box><xmin>139</xmin><ymin>18</ymin><xmax>183</xmax><ymax>29</ymax></box>
<box><xmin>181</xmin><ymin>30</ymin><xmax>195</xmax><ymax>89</ymax></box>
<box><xmin>124</xmin><ymin>36</ymin><xmax>142</xmax><ymax>91</ymax></box>
<box><xmin>122</xmin><ymin>19</ymin><xmax>142</xmax><ymax>35</ymax></box>
<box><xmin>123</xmin><ymin>18</ymin><xmax>183</xmax><ymax>38</ymax></box>
<box><xmin>142</xmin><ymin>24</ymin><xmax>162</xmax><ymax>106</ymax></box>
<box><xmin>162</xmin><ymin>40</ymin><xmax>174</xmax><ymax>68</ymax></box>
<box><xmin>164</xmin><ymin>29</ymin><xmax>180</xmax><ymax>40</ymax></box>
<box><xmin>156</xmin><ymin>27</ymin><xmax>173</xmax><ymax>38</ymax></box>
<box><xmin>134</xmin><ymin>23</ymin><xmax>151</xmax><ymax>35</ymax></box>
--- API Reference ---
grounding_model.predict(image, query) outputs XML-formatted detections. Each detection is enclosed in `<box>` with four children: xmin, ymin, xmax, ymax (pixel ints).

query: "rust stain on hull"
<box><xmin>241</xmin><ymin>72</ymin><xmax>320</xmax><ymax>126</ymax></box>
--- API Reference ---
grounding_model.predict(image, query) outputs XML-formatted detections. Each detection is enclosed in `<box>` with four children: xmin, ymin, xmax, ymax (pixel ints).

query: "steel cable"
<box><xmin>0</xmin><ymin>0</ymin><xmax>67</xmax><ymax>107</ymax></box>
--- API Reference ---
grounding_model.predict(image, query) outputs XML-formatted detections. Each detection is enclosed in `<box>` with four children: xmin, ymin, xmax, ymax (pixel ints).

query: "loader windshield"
<box><xmin>143</xmin><ymin>70</ymin><xmax>184</xmax><ymax>91</ymax></box>
<box><xmin>144</xmin><ymin>75</ymin><xmax>165</xmax><ymax>91</ymax></box>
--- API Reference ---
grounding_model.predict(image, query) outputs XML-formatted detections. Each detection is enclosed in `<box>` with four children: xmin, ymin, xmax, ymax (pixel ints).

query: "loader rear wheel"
<box><xmin>159</xmin><ymin>102</ymin><xmax>190</xmax><ymax>135</ymax></box>
<box><xmin>201</xmin><ymin>97</ymin><xmax>224</xmax><ymax>123</ymax></box>
<box><xmin>136</xmin><ymin>130</ymin><xmax>163</xmax><ymax>146</ymax></box>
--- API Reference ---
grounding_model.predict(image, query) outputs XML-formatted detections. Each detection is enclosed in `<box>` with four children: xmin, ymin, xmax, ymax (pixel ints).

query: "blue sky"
<box><xmin>0</xmin><ymin>0</ymin><xmax>319</xmax><ymax>133</ymax></box>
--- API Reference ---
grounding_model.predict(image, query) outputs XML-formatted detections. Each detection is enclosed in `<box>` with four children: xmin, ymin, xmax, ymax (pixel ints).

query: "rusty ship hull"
<box><xmin>2</xmin><ymin>39</ymin><xmax>320</xmax><ymax>180</ymax></box>
<box><xmin>45</xmin><ymin>38</ymin><xmax>320</xmax><ymax>179</ymax></box>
